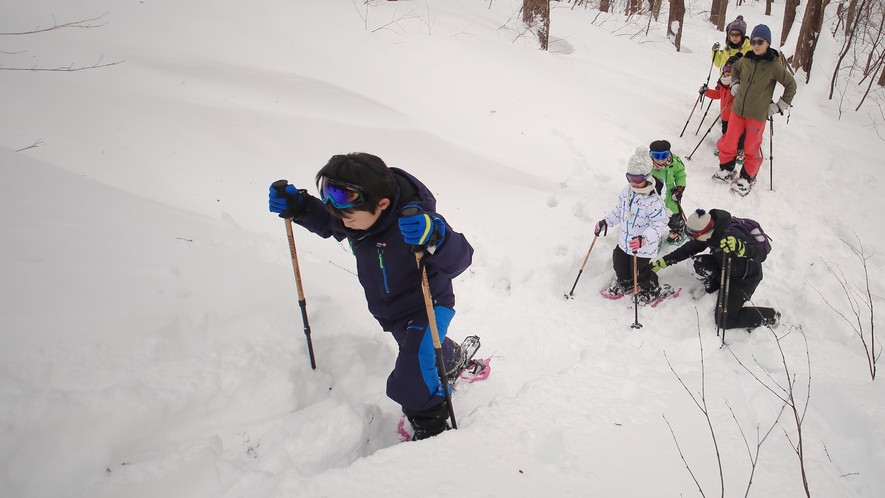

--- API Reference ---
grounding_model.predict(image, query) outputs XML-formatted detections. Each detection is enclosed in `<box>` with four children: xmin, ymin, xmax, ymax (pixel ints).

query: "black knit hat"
<box><xmin>649</xmin><ymin>140</ymin><xmax>671</xmax><ymax>153</ymax></box>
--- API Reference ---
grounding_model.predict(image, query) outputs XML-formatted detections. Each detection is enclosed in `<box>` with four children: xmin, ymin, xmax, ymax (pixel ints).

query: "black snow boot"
<box><xmin>403</xmin><ymin>402</ymin><xmax>450</xmax><ymax>441</ymax></box>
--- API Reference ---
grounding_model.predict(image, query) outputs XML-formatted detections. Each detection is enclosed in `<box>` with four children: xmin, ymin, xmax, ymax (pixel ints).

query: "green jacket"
<box><xmin>732</xmin><ymin>48</ymin><xmax>797</xmax><ymax>122</ymax></box>
<box><xmin>651</xmin><ymin>154</ymin><xmax>687</xmax><ymax>214</ymax></box>
<box><xmin>713</xmin><ymin>38</ymin><xmax>752</xmax><ymax>68</ymax></box>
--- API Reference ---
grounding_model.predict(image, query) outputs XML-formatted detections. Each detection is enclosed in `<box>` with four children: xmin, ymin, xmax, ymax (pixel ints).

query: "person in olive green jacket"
<box><xmin>713</xmin><ymin>24</ymin><xmax>797</xmax><ymax>196</ymax></box>
<box><xmin>712</xmin><ymin>16</ymin><xmax>752</xmax><ymax>68</ymax></box>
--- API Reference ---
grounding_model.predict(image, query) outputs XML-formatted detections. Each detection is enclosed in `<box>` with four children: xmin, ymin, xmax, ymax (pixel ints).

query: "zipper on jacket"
<box><xmin>376</xmin><ymin>242</ymin><xmax>390</xmax><ymax>293</ymax></box>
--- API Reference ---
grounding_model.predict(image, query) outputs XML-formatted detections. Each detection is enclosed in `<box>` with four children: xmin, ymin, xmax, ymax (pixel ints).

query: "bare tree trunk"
<box><xmin>627</xmin><ymin>0</ymin><xmax>643</xmax><ymax>15</ymax></box>
<box><xmin>523</xmin><ymin>0</ymin><xmax>550</xmax><ymax>51</ymax></box>
<box><xmin>710</xmin><ymin>0</ymin><xmax>727</xmax><ymax>30</ymax></box>
<box><xmin>600</xmin><ymin>0</ymin><xmax>611</xmax><ymax>13</ymax></box>
<box><xmin>766</xmin><ymin>0</ymin><xmax>773</xmax><ymax>15</ymax></box>
<box><xmin>652</xmin><ymin>0</ymin><xmax>663</xmax><ymax>21</ymax></box>
<box><xmin>844</xmin><ymin>0</ymin><xmax>858</xmax><ymax>36</ymax></box>
<box><xmin>878</xmin><ymin>64</ymin><xmax>885</xmax><ymax>86</ymax></box>
<box><xmin>793</xmin><ymin>0</ymin><xmax>826</xmax><ymax>83</ymax></box>
<box><xmin>782</xmin><ymin>0</ymin><xmax>801</xmax><ymax>45</ymax></box>
<box><xmin>669</xmin><ymin>0</ymin><xmax>686</xmax><ymax>51</ymax></box>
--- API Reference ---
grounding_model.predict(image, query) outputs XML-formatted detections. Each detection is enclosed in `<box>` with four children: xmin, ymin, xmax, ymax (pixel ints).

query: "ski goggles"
<box><xmin>649</xmin><ymin>150</ymin><xmax>671</xmax><ymax>162</ymax></box>
<box><xmin>626</xmin><ymin>173</ymin><xmax>650</xmax><ymax>184</ymax></box>
<box><xmin>317</xmin><ymin>176</ymin><xmax>367</xmax><ymax>209</ymax></box>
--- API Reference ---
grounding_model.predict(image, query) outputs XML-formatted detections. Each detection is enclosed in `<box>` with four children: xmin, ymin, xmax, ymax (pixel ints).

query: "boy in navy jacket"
<box><xmin>269</xmin><ymin>153</ymin><xmax>473</xmax><ymax>440</ymax></box>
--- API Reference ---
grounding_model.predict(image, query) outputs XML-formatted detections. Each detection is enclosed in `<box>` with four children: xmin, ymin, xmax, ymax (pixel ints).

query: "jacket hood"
<box><xmin>744</xmin><ymin>47</ymin><xmax>780</xmax><ymax>62</ymax></box>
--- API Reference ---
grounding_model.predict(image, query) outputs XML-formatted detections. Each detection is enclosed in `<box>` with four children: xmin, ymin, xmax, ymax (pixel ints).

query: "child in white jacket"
<box><xmin>595</xmin><ymin>147</ymin><xmax>670</xmax><ymax>303</ymax></box>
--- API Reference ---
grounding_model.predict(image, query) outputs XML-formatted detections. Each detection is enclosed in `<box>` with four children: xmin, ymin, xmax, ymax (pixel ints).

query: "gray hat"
<box><xmin>627</xmin><ymin>148</ymin><xmax>653</xmax><ymax>177</ymax></box>
<box><xmin>685</xmin><ymin>209</ymin><xmax>715</xmax><ymax>241</ymax></box>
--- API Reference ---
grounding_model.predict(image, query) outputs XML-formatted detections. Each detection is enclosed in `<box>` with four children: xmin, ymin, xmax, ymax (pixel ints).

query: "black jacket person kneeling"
<box><xmin>651</xmin><ymin>208</ymin><xmax>780</xmax><ymax>330</ymax></box>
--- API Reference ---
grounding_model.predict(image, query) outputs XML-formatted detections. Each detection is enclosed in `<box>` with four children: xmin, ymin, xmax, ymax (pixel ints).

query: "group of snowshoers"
<box><xmin>264</xmin><ymin>17</ymin><xmax>795</xmax><ymax>441</ymax></box>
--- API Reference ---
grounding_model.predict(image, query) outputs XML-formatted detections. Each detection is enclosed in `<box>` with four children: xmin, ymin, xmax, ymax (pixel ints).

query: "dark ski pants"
<box><xmin>692</xmin><ymin>255</ymin><xmax>777</xmax><ymax>329</ymax></box>
<box><xmin>386</xmin><ymin>307</ymin><xmax>457</xmax><ymax>413</ymax></box>
<box><xmin>613</xmin><ymin>246</ymin><xmax>658</xmax><ymax>292</ymax></box>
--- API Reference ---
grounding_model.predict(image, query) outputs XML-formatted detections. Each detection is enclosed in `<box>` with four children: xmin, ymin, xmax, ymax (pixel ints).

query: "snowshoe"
<box><xmin>665</xmin><ymin>230</ymin><xmax>687</xmax><ymax>246</ymax></box>
<box><xmin>600</xmin><ymin>279</ymin><xmax>627</xmax><ymax>300</ymax></box>
<box><xmin>446</xmin><ymin>336</ymin><xmax>481</xmax><ymax>383</ymax></box>
<box><xmin>712</xmin><ymin>168</ymin><xmax>737</xmax><ymax>183</ymax></box>
<box><xmin>731</xmin><ymin>176</ymin><xmax>756</xmax><ymax>196</ymax></box>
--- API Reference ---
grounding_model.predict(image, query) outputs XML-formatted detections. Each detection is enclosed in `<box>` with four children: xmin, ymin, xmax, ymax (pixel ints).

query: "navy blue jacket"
<box><xmin>294</xmin><ymin>168</ymin><xmax>473</xmax><ymax>330</ymax></box>
<box><xmin>663</xmin><ymin>209</ymin><xmax>763</xmax><ymax>281</ymax></box>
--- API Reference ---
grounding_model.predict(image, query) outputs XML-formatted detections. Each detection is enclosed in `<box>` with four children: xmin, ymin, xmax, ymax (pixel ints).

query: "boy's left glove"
<box><xmin>399</xmin><ymin>205</ymin><xmax>446</xmax><ymax>251</ymax></box>
<box><xmin>671</xmin><ymin>186</ymin><xmax>685</xmax><ymax>202</ymax></box>
<box><xmin>719</xmin><ymin>236</ymin><xmax>746</xmax><ymax>257</ymax></box>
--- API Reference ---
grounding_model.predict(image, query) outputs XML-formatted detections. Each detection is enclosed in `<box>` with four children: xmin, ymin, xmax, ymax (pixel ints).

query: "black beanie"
<box><xmin>649</xmin><ymin>140</ymin><xmax>671</xmax><ymax>153</ymax></box>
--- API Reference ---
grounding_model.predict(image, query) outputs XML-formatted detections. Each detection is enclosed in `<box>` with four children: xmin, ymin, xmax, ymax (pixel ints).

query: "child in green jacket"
<box><xmin>649</xmin><ymin>140</ymin><xmax>688</xmax><ymax>245</ymax></box>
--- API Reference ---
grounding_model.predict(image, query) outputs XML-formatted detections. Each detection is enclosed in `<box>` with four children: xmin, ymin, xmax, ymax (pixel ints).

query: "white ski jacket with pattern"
<box><xmin>602</xmin><ymin>184</ymin><xmax>669</xmax><ymax>259</ymax></box>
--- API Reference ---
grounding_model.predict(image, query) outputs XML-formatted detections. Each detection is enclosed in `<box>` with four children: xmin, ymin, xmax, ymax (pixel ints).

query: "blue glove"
<box><xmin>719</xmin><ymin>236</ymin><xmax>746</xmax><ymax>257</ymax></box>
<box><xmin>269</xmin><ymin>181</ymin><xmax>308</xmax><ymax>219</ymax></box>
<box><xmin>399</xmin><ymin>205</ymin><xmax>446</xmax><ymax>249</ymax></box>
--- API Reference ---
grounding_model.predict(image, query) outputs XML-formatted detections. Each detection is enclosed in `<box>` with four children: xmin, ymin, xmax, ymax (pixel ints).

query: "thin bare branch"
<box><xmin>0</xmin><ymin>13</ymin><xmax>109</xmax><ymax>36</ymax></box>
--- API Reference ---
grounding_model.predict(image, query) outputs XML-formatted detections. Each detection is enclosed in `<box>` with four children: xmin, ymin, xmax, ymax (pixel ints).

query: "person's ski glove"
<box><xmin>698</xmin><ymin>84</ymin><xmax>708</xmax><ymax>95</ymax></box>
<box><xmin>767</xmin><ymin>98</ymin><xmax>791</xmax><ymax>117</ymax></box>
<box><xmin>628</xmin><ymin>235</ymin><xmax>645</xmax><ymax>251</ymax></box>
<box><xmin>594</xmin><ymin>220</ymin><xmax>607</xmax><ymax>236</ymax></box>
<box><xmin>671</xmin><ymin>186</ymin><xmax>685</xmax><ymax>202</ymax></box>
<box><xmin>399</xmin><ymin>205</ymin><xmax>446</xmax><ymax>250</ymax></box>
<box><xmin>719</xmin><ymin>236</ymin><xmax>746</xmax><ymax>257</ymax></box>
<box><xmin>712</xmin><ymin>42</ymin><xmax>721</xmax><ymax>51</ymax></box>
<box><xmin>269</xmin><ymin>181</ymin><xmax>309</xmax><ymax>219</ymax></box>
<box><xmin>651</xmin><ymin>258</ymin><xmax>668</xmax><ymax>273</ymax></box>
<box><xmin>730</xmin><ymin>82</ymin><xmax>740</xmax><ymax>96</ymax></box>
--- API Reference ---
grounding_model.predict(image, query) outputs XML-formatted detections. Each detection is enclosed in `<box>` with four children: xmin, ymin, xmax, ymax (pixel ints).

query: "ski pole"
<box><xmin>769</xmin><ymin>116</ymin><xmax>774</xmax><ymax>191</ymax></box>
<box><xmin>565</xmin><ymin>232</ymin><xmax>602</xmax><ymax>299</ymax></box>
<box><xmin>679</xmin><ymin>94</ymin><xmax>702</xmax><ymax>138</ymax></box>
<box><xmin>631</xmin><ymin>249</ymin><xmax>643</xmax><ymax>329</ymax></box>
<box><xmin>716</xmin><ymin>256</ymin><xmax>727</xmax><ymax>339</ymax></box>
<box><xmin>700</xmin><ymin>50</ymin><xmax>715</xmax><ymax>108</ymax></box>
<box><xmin>272</xmin><ymin>179</ymin><xmax>317</xmax><ymax>370</ymax></box>
<box><xmin>686</xmin><ymin>95</ymin><xmax>733</xmax><ymax>161</ymax></box>
<box><xmin>721</xmin><ymin>256</ymin><xmax>733</xmax><ymax>347</ymax></box>
<box><xmin>694</xmin><ymin>98</ymin><xmax>714</xmax><ymax>135</ymax></box>
<box><xmin>402</xmin><ymin>207</ymin><xmax>457</xmax><ymax>430</ymax></box>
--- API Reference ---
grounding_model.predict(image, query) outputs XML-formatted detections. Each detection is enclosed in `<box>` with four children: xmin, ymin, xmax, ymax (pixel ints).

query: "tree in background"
<box><xmin>523</xmin><ymin>0</ymin><xmax>550</xmax><ymax>50</ymax></box>
<box><xmin>668</xmin><ymin>0</ymin><xmax>686</xmax><ymax>51</ymax></box>
<box><xmin>793</xmin><ymin>0</ymin><xmax>827</xmax><ymax>82</ymax></box>
<box><xmin>710</xmin><ymin>0</ymin><xmax>728</xmax><ymax>31</ymax></box>
<box><xmin>782</xmin><ymin>0</ymin><xmax>801</xmax><ymax>45</ymax></box>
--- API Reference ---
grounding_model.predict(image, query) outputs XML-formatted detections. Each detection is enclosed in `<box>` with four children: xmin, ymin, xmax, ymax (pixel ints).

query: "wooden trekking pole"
<box><xmin>679</xmin><ymin>94</ymin><xmax>702</xmax><ymax>138</ymax></box>
<box><xmin>402</xmin><ymin>207</ymin><xmax>457</xmax><ymax>429</ymax></box>
<box><xmin>565</xmin><ymin>234</ymin><xmax>600</xmax><ymax>299</ymax></box>
<box><xmin>272</xmin><ymin>180</ymin><xmax>317</xmax><ymax>370</ymax></box>
<box><xmin>631</xmin><ymin>251</ymin><xmax>643</xmax><ymax>329</ymax></box>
